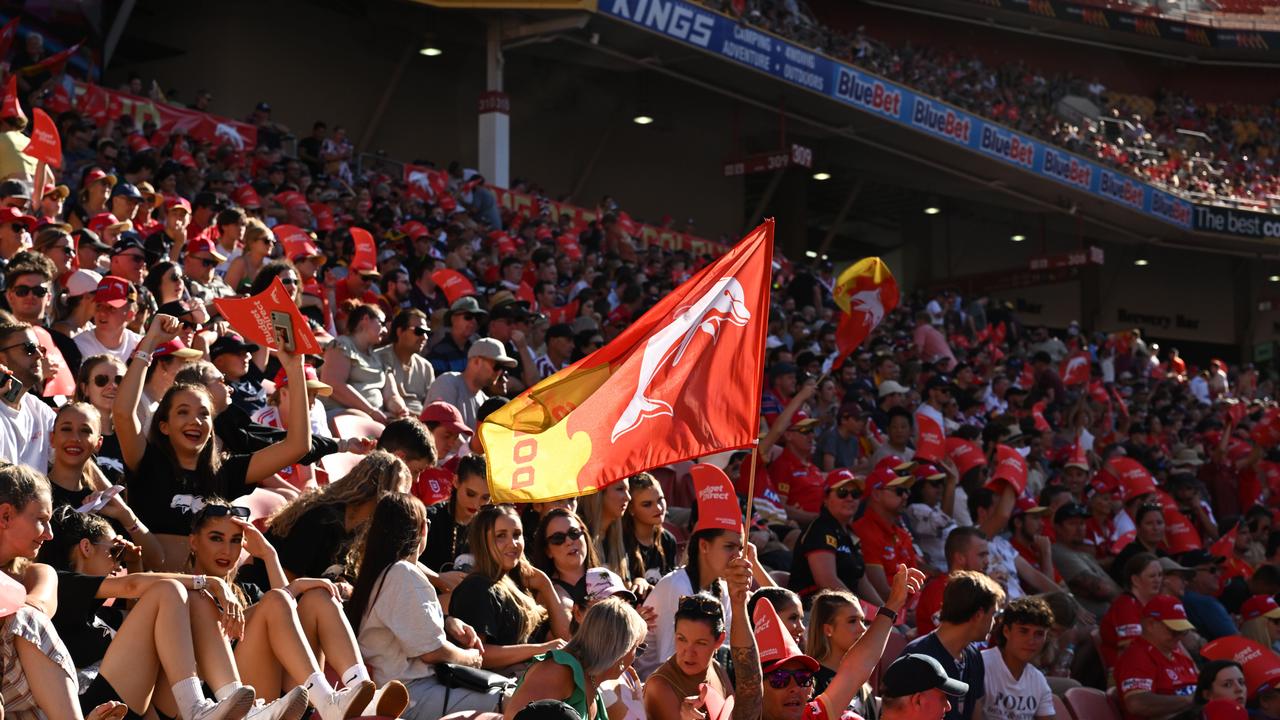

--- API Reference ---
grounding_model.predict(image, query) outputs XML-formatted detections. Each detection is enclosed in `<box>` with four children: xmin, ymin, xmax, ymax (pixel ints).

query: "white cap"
<box><xmin>878</xmin><ymin>380</ymin><xmax>910</xmax><ymax>398</ymax></box>
<box><xmin>66</xmin><ymin>269</ymin><xmax>103</xmax><ymax>298</ymax></box>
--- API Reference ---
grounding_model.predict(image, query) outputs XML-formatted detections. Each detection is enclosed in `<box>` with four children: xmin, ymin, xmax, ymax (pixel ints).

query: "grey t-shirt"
<box><xmin>424</xmin><ymin>372</ymin><xmax>485</xmax><ymax>429</ymax></box>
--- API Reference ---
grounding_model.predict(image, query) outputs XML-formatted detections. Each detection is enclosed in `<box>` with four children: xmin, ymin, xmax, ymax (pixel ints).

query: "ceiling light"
<box><xmin>1269</xmin><ymin>274</ymin><xmax>1280</xmax><ymax>282</ymax></box>
<box><xmin>923</xmin><ymin>206</ymin><xmax>941</xmax><ymax>215</ymax></box>
<box><xmin>1010</xmin><ymin>234</ymin><xmax>1026</xmax><ymax>242</ymax></box>
<box><xmin>1134</xmin><ymin>258</ymin><xmax>1149</xmax><ymax>267</ymax></box>
<box><xmin>812</xmin><ymin>172</ymin><xmax>831</xmax><ymax>181</ymax></box>
<box><xmin>632</xmin><ymin>115</ymin><xmax>654</xmax><ymax>125</ymax></box>
<box><xmin>804</xmin><ymin>250</ymin><xmax>818</xmax><ymax>258</ymax></box>
<box><xmin>418</xmin><ymin>46</ymin><xmax>442</xmax><ymax>57</ymax></box>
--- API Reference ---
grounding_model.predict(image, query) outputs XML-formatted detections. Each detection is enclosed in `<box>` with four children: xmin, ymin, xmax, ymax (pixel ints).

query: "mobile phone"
<box><xmin>271</xmin><ymin>310</ymin><xmax>295</xmax><ymax>353</ymax></box>
<box><xmin>0</xmin><ymin>374</ymin><xmax>21</xmax><ymax>404</ymax></box>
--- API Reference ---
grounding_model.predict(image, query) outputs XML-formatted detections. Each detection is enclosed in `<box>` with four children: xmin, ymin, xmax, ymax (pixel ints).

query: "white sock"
<box><xmin>340</xmin><ymin>663</ymin><xmax>371</xmax><ymax>688</ymax></box>
<box><xmin>214</xmin><ymin>682</ymin><xmax>244</xmax><ymax>702</ymax></box>
<box><xmin>306</xmin><ymin>671</ymin><xmax>336</xmax><ymax>700</ymax></box>
<box><xmin>172</xmin><ymin>677</ymin><xmax>205</xmax><ymax>720</ymax></box>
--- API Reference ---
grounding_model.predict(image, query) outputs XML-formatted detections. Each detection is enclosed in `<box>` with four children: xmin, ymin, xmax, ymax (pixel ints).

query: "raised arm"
<box><xmin>245</xmin><ymin>350</ymin><xmax>312</xmax><ymax>484</ymax></box>
<box><xmin>726</xmin><ymin>549</ymin><xmax>761</xmax><ymax>720</ymax></box>
<box><xmin>114</xmin><ymin>314</ymin><xmax>180</xmax><ymax>470</ymax></box>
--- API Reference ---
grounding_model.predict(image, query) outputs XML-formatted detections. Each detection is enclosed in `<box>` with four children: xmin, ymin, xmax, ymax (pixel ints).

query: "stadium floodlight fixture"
<box><xmin>1010</xmin><ymin>234</ymin><xmax>1026</xmax><ymax>242</ymax></box>
<box><xmin>812</xmin><ymin>172</ymin><xmax>831</xmax><ymax>181</ymax></box>
<box><xmin>804</xmin><ymin>250</ymin><xmax>818</xmax><ymax>258</ymax></box>
<box><xmin>1134</xmin><ymin>258</ymin><xmax>1149</xmax><ymax>267</ymax></box>
<box><xmin>632</xmin><ymin>115</ymin><xmax>654</xmax><ymax>125</ymax></box>
<box><xmin>419</xmin><ymin>46</ymin><xmax>442</xmax><ymax>57</ymax></box>
<box><xmin>923</xmin><ymin>206</ymin><xmax>941</xmax><ymax>215</ymax></box>
<box><xmin>1270</xmin><ymin>274</ymin><xmax>1280</xmax><ymax>283</ymax></box>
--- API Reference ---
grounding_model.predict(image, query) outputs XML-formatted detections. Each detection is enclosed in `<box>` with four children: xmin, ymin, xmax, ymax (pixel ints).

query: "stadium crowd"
<box><xmin>702</xmin><ymin>0</ymin><xmax>1280</xmax><ymax>211</ymax></box>
<box><xmin>0</xmin><ymin>16</ymin><xmax>1271</xmax><ymax>720</ymax></box>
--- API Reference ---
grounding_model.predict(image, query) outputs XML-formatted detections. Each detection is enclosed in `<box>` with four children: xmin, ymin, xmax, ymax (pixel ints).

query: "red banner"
<box><xmin>915</xmin><ymin>410</ymin><xmax>945</xmax><ymax>462</ymax></box>
<box><xmin>213</xmin><ymin>277</ymin><xmax>323</xmax><ymax>356</ymax></box>
<box><xmin>431</xmin><ymin>269</ymin><xmax>476</xmax><ymax>304</ymax></box>
<box><xmin>25</xmin><ymin>109</ymin><xmax>61</xmax><ymax>167</ymax></box>
<box><xmin>404</xmin><ymin>164</ymin><xmax>448</xmax><ymax>201</ymax></box>
<box><xmin>350</xmin><ymin>227</ymin><xmax>377</xmax><ymax>273</ymax></box>
<box><xmin>47</xmin><ymin>81</ymin><xmax>257</xmax><ymax>150</ymax></box>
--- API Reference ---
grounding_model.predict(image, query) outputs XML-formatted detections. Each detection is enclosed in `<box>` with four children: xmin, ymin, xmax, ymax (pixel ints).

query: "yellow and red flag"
<box><xmin>479</xmin><ymin>220</ymin><xmax>774</xmax><ymax>503</ymax></box>
<box><xmin>830</xmin><ymin>257</ymin><xmax>898</xmax><ymax>369</ymax></box>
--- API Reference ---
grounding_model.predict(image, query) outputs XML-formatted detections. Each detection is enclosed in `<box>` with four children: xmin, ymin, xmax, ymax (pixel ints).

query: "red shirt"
<box><xmin>804</xmin><ymin>696</ymin><xmax>863</xmax><ymax>720</ymax></box>
<box><xmin>915</xmin><ymin>574</ymin><xmax>946</xmax><ymax>636</ymax></box>
<box><xmin>1100</xmin><ymin>592</ymin><xmax>1144</xmax><ymax>667</ymax></box>
<box><xmin>1011</xmin><ymin>537</ymin><xmax>1062</xmax><ymax>582</ymax></box>
<box><xmin>850</xmin><ymin>509</ymin><xmax>920</xmax><ymax>582</ymax></box>
<box><xmin>768</xmin><ymin>448</ymin><xmax>826</xmax><ymax>514</ymax></box>
<box><xmin>1115</xmin><ymin>637</ymin><xmax>1197</xmax><ymax>720</ymax></box>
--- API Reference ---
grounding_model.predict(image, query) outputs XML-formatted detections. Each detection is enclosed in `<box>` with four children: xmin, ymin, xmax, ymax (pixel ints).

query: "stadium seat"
<box><xmin>331</xmin><ymin>414</ymin><xmax>385</xmax><ymax>441</ymax></box>
<box><xmin>870</xmin><ymin>630</ymin><xmax>909</xmax><ymax>693</ymax></box>
<box><xmin>232</xmin><ymin>487</ymin><xmax>290</xmax><ymax>532</ymax></box>
<box><xmin>319</xmin><ymin>451</ymin><xmax>365</xmax><ymax>482</ymax></box>
<box><xmin>1064</xmin><ymin>687</ymin><xmax>1121</xmax><ymax>720</ymax></box>
<box><xmin>1054</xmin><ymin>694</ymin><xmax>1073</xmax><ymax>720</ymax></box>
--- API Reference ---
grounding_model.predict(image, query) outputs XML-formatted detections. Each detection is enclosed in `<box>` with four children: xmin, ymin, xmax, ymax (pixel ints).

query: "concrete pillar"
<box><xmin>478</xmin><ymin>21</ymin><xmax>510</xmax><ymax>188</ymax></box>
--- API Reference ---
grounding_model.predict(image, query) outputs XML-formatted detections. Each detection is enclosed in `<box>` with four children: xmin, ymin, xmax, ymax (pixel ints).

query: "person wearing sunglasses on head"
<box><xmin>851</xmin><ymin>456</ymin><xmax>921</xmax><ymax>604</ymax></box>
<box><xmin>787</xmin><ymin>468</ymin><xmax>880</xmax><ymax>605</ymax></box>
<box><xmin>0</xmin><ymin>319</ymin><xmax>56</xmax><ymax>473</ymax></box>
<box><xmin>187</xmin><ymin>499</ymin><xmax>393</xmax><ymax>720</ymax></box>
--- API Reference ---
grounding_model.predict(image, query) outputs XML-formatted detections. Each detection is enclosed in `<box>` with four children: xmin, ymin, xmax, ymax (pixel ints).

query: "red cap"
<box><xmin>946</xmin><ymin>437</ymin><xmax>986</xmax><ymax>476</ymax></box>
<box><xmin>1064</xmin><ymin>442</ymin><xmax>1089</xmax><ymax>471</ymax></box>
<box><xmin>165</xmin><ymin>196</ymin><xmax>192</xmax><ymax>214</ymax></box>
<box><xmin>272</xmin><ymin>364</ymin><xmax>333</xmax><ymax>397</ymax></box>
<box><xmin>753</xmin><ymin>598</ymin><xmax>820</xmax><ymax>672</ymax></box>
<box><xmin>1203</xmin><ymin>700</ymin><xmax>1247</xmax><ymax>720</ymax></box>
<box><xmin>690</xmin><ymin>464</ymin><xmax>742</xmax><ymax>535</ymax></box>
<box><xmin>418</xmin><ymin>401</ymin><xmax>471</xmax><ymax>436</ymax></box>
<box><xmin>84</xmin><ymin>169</ymin><xmax>117</xmax><ymax>188</ymax></box>
<box><xmin>94</xmin><ymin>275</ymin><xmax>137</xmax><ymax>308</ymax></box>
<box><xmin>186</xmin><ymin>236</ymin><xmax>228</xmax><ymax>263</ymax></box>
<box><xmin>1143</xmin><ymin>595</ymin><xmax>1195</xmax><ymax>631</ymax></box>
<box><xmin>0</xmin><ymin>206</ymin><xmax>36</xmax><ymax>230</ymax></box>
<box><xmin>913</xmin><ymin>462</ymin><xmax>946</xmax><ymax>482</ymax></box>
<box><xmin>232</xmin><ymin>185</ymin><xmax>262</xmax><ymax>209</ymax></box>
<box><xmin>786</xmin><ymin>410</ymin><xmax>820</xmax><ymax>432</ymax></box>
<box><xmin>989</xmin><ymin>444</ymin><xmax>1028</xmax><ymax>493</ymax></box>
<box><xmin>437</xmin><ymin>194</ymin><xmax>457</xmax><ymax>213</ymax></box>
<box><xmin>1242</xmin><ymin>595</ymin><xmax>1280</xmax><ymax>622</ymax></box>
<box><xmin>824</xmin><ymin>468</ymin><xmax>860</xmax><ymax>493</ymax></box>
<box><xmin>1011</xmin><ymin>496</ymin><xmax>1050</xmax><ymax>518</ymax></box>
<box><xmin>401</xmin><ymin>220</ymin><xmax>429</xmax><ymax>240</ymax></box>
<box><xmin>88</xmin><ymin>212</ymin><xmax>124</xmax><ymax>235</ymax></box>
<box><xmin>866</xmin><ymin>456</ymin><xmax>915</xmax><ymax>492</ymax></box>
<box><xmin>127</xmin><ymin>134</ymin><xmax>151</xmax><ymax>153</ymax></box>
<box><xmin>274</xmin><ymin>191</ymin><xmax>309</xmax><ymax>210</ymax></box>
<box><xmin>153</xmin><ymin>339</ymin><xmax>203</xmax><ymax>361</ymax></box>
<box><xmin>1105</xmin><ymin>457</ymin><xmax>1157</xmax><ymax>502</ymax></box>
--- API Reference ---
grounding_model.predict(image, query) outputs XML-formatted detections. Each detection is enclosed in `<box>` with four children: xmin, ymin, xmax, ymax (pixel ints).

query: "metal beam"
<box><xmin>569</xmin><ymin>122</ymin><xmax>615</xmax><ymax>203</ymax></box>
<box><xmin>102</xmin><ymin>0</ymin><xmax>137</xmax><ymax>70</ymax></box>
<box><xmin>357</xmin><ymin>44</ymin><xmax>415</xmax><ymax>154</ymax></box>
<box><xmin>816</xmin><ymin>179</ymin><xmax>865</xmax><ymax>257</ymax></box>
<box><xmin>746</xmin><ymin>169</ymin><xmax>787</xmax><ymax>235</ymax></box>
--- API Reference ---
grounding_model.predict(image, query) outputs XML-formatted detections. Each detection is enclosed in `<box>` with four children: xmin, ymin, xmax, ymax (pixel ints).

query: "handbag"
<box><xmin>434</xmin><ymin>662</ymin><xmax>516</xmax><ymax>714</ymax></box>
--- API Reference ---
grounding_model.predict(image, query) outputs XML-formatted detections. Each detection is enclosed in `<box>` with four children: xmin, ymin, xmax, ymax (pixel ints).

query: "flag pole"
<box><xmin>743</xmin><ymin>438</ymin><xmax>760</xmax><ymax>549</ymax></box>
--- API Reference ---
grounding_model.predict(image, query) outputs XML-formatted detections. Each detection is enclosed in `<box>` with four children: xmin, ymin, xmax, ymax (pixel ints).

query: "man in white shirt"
<box><xmin>981</xmin><ymin>596</ymin><xmax>1056</xmax><ymax>720</ymax></box>
<box><xmin>74</xmin><ymin>275</ymin><xmax>141</xmax><ymax>363</ymax></box>
<box><xmin>0</xmin><ymin>322</ymin><xmax>56</xmax><ymax>472</ymax></box>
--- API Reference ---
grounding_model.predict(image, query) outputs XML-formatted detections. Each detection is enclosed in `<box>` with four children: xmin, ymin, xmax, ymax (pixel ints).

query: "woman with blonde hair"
<box><xmin>259</xmin><ymin>450</ymin><xmax>412</xmax><ymax>583</ymax></box>
<box><xmin>449</xmin><ymin>505</ymin><xmax>573</xmax><ymax>672</ymax></box>
<box><xmin>1239</xmin><ymin>594</ymin><xmax>1280</xmax><ymax>652</ymax></box>
<box><xmin>224</xmin><ymin>219</ymin><xmax>275</xmax><ymax>295</ymax></box>
<box><xmin>503</xmin><ymin>597</ymin><xmax>648</xmax><ymax>720</ymax></box>
<box><xmin>805</xmin><ymin>589</ymin><xmax>878</xmax><ymax>719</ymax></box>
<box><xmin>578</xmin><ymin>481</ymin><xmax>640</xmax><ymax>592</ymax></box>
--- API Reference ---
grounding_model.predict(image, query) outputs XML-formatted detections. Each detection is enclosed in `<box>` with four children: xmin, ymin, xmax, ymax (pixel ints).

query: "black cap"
<box><xmin>209</xmin><ymin>333</ymin><xmax>260</xmax><ymax>358</ymax></box>
<box><xmin>513</xmin><ymin>700</ymin><xmax>581</xmax><ymax>720</ymax></box>
<box><xmin>73</xmin><ymin>228</ymin><xmax>111</xmax><ymax>252</ymax></box>
<box><xmin>925</xmin><ymin>374</ymin><xmax>954</xmax><ymax>392</ymax></box>
<box><xmin>880</xmin><ymin>654</ymin><xmax>968</xmax><ymax>699</ymax></box>
<box><xmin>110</xmin><ymin>234</ymin><xmax>145</xmax><ymax>256</ymax></box>
<box><xmin>1054</xmin><ymin>502</ymin><xmax>1090</xmax><ymax>525</ymax></box>
<box><xmin>546</xmin><ymin>323</ymin><xmax>574</xmax><ymax>340</ymax></box>
<box><xmin>0</xmin><ymin>179</ymin><xmax>29</xmax><ymax>199</ymax></box>
<box><xmin>156</xmin><ymin>300</ymin><xmax>194</xmax><ymax>318</ymax></box>
<box><xmin>110</xmin><ymin>182</ymin><xmax>143</xmax><ymax>200</ymax></box>
<box><xmin>1178</xmin><ymin>549</ymin><xmax>1226</xmax><ymax>569</ymax></box>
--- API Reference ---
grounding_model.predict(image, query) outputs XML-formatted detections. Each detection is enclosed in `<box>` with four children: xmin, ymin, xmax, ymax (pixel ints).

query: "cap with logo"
<box><xmin>1011</xmin><ymin>496</ymin><xmax>1050</xmax><ymax>519</ymax></box>
<box><xmin>209</xmin><ymin>333</ymin><xmax>259</xmax><ymax>358</ymax></box>
<box><xmin>95</xmin><ymin>276</ymin><xmax>137</xmax><ymax>308</ymax></box>
<box><xmin>272</xmin><ymin>365</ymin><xmax>333</xmax><ymax>397</ymax></box>
<box><xmin>153</xmin><ymin>339</ymin><xmax>203</xmax><ymax>361</ymax></box>
<box><xmin>186</xmin><ymin>237</ymin><xmax>228</xmax><ymax>263</ymax></box>
<box><xmin>166</xmin><ymin>196</ymin><xmax>192</xmax><ymax>214</ymax></box>
<box><xmin>1142</xmin><ymin>594</ymin><xmax>1195</xmax><ymax>632</ymax></box>
<box><xmin>583</xmin><ymin>567</ymin><xmax>637</xmax><ymax>604</ymax></box>
<box><xmin>754</xmin><ymin>597</ymin><xmax>820</xmax><ymax>672</ymax></box>
<box><xmin>946</xmin><ymin>437</ymin><xmax>987</xmax><ymax>476</ymax></box>
<box><xmin>84</xmin><ymin>169</ymin><xmax>117</xmax><ymax>188</ymax></box>
<box><xmin>880</xmin><ymin>653</ymin><xmax>969</xmax><ymax>699</ymax></box>
<box><xmin>0</xmin><ymin>206</ymin><xmax>36</xmax><ymax>230</ymax></box>
<box><xmin>913</xmin><ymin>462</ymin><xmax>946</xmax><ymax>483</ymax></box>
<box><xmin>468</xmin><ymin>338</ymin><xmax>517</xmax><ymax>368</ymax></box>
<box><xmin>824</xmin><ymin>468</ymin><xmax>860</xmax><ymax>493</ymax></box>
<box><xmin>786</xmin><ymin>410</ymin><xmax>820</xmax><ymax>433</ymax></box>
<box><xmin>1241</xmin><ymin>595</ymin><xmax>1280</xmax><ymax>622</ymax></box>
<box><xmin>866</xmin><ymin>456</ymin><xmax>915</xmax><ymax>492</ymax></box>
<box><xmin>1064</xmin><ymin>443</ymin><xmax>1090</xmax><ymax>471</ymax></box>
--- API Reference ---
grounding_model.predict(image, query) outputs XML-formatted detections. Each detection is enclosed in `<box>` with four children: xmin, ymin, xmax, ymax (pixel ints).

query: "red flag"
<box><xmin>213</xmin><ymin>277</ymin><xmax>323</xmax><ymax>356</ymax></box>
<box><xmin>17</xmin><ymin>41</ymin><xmax>81</xmax><ymax>77</ymax></box>
<box><xmin>914</xmin><ymin>409</ymin><xmax>945</xmax><ymax>462</ymax></box>
<box><xmin>1061</xmin><ymin>351</ymin><xmax>1090</xmax><ymax>386</ymax></box>
<box><xmin>0</xmin><ymin>18</ymin><xmax>21</xmax><ymax>62</ymax></box>
<box><xmin>1103</xmin><ymin>457</ymin><xmax>1156</xmax><ymax>501</ymax></box>
<box><xmin>516</xmin><ymin>281</ymin><xmax>537</xmax><ymax>310</ymax></box>
<box><xmin>830</xmin><ymin>257</ymin><xmax>898</xmax><ymax>368</ymax></box>
<box><xmin>0</xmin><ymin>74</ymin><xmax>21</xmax><ymax>123</ymax></box>
<box><xmin>478</xmin><ymin>220</ymin><xmax>774</xmax><ymax>503</ymax></box>
<box><xmin>24</xmin><ymin>108</ymin><xmax>60</xmax><ymax>167</ymax></box>
<box><xmin>430</xmin><ymin>269</ymin><xmax>476</xmax><ymax>304</ymax></box>
<box><xmin>546</xmin><ymin>300</ymin><xmax>580</xmax><ymax>326</ymax></box>
<box><xmin>1154</xmin><ymin>490</ymin><xmax>1202</xmax><ymax>554</ymax></box>
<box><xmin>349</xmin><ymin>227</ymin><xmax>377</xmax><ymax>273</ymax></box>
<box><xmin>274</xmin><ymin>225</ymin><xmax>320</xmax><ymax>262</ymax></box>
<box><xmin>404</xmin><ymin>163</ymin><xmax>447</xmax><ymax>200</ymax></box>
<box><xmin>1030</xmin><ymin>401</ymin><xmax>1051</xmax><ymax>432</ymax></box>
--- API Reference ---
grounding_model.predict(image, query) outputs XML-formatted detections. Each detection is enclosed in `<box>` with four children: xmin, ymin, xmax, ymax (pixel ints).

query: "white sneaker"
<box><xmin>360</xmin><ymin>681</ymin><xmax>408</xmax><ymax>719</ymax></box>
<box><xmin>191</xmin><ymin>687</ymin><xmax>256</xmax><ymax>720</ymax></box>
<box><xmin>244</xmin><ymin>686</ymin><xmax>310</xmax><ymax>720</ymax></box>
<box><xmin>316</xmin><ymin>680</ymin><xmax>375</xmax><ymax>720</ymax></box>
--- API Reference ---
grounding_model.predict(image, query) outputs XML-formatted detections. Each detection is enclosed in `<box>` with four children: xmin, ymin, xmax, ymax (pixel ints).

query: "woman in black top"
<box><xmin>622</xmin><ymin>472</ymin><xmax>678</xmax><ymax>585</ymax></box>
<box><xmin>787</xmin><ymin>472</ymin><xmax>869</xmax><ymax>600</ymax></box>
<box><xmin>1110</xmin><ymin>502</ymin><xmax>1168</xmax><ymax>586</ymax></box>
<box><xmin>448</xmin><ymin>504</ymin><xmax>572</xmax><ymax>672</ymax></box>
<box><xmin>115</xmin><ymin>314</ymin><xmax>313</xmax><ymax>571</ymax></box>
<box><xmin>418</xmin><ymin>455</ymin><xmax>490</xmax><ymax>579</ymax></box>
<box><xmin>528</xmin><ymin>508</ymin><xmax>601</xmax><ymax>613</ymax></box>
<box><xmin>36</xmin><ymin>507</ymin><xmax>257</xmax><ymax>720</ymax></box>
<box><xmin>186</xmin><ymin>501</ymin><xmax>385</xmax><ymax>720</ymax></box>
<box><xmin>75</xmin><ymin>354</ymin><xmax>128</xmax><ymax>484</ymax></box>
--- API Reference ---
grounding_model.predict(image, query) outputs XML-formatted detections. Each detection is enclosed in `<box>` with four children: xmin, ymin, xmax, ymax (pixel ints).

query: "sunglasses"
<box><xmin>93</xmin><ymin>374</ymin><xmax>124</xmax><ymax>388</ymax></box>
<box><xmin>168</xmin><ymin>273</ymin><xmax>183</xmax><ymax>283</ymax></box>
<box><xmin>118</xmin><ymin>253</ymin><xmax>145</xmax><ymax>264</ymax></box>
<box><xmin>10</xmin><ymin>285</ymin><xmax>48</xmax><ymax>298</ymax></box>
<box><xmin>48</xmin><ymin>244</ymin><xmax>72</xmax><ymax>254</ymax></box>
<box><xmin>179</xmin><ymin>319</ymin><xmax>200</xmax><ymax>331</ymax></box>
<box><xmin>411</xmin><ymin>327</ymin><xmax>429</xmax><ymax>336</ymax></box>
<box><xmin>198</xmin><ymin>258</ymin><xmax>218</xmax><ymax>268</ymax></box>
<box><xmin>278</xmin><ymin>277</ymin><xmax>299</xmax><ymax>286</ymax></box>
<box><xmin>546</xmin><ymin>527</ymin><xmax>585</xmax><ymax>546</ymax></box>
<box><xmin>633</xmin><ymin>642</ymin><xmax>647</xmax><ymax>658</ymax></box>
<box><xmin>765</xmin><ymin>668</ymin><xmax>814</xmax><ymax>689</ymax></box>
<box><xmin>891</xmin><ymin>487</ymin><xmax>911</xmax><ymax>497</ymax></box>
<box><xmin>94</xmin><ymin>541</ymin><xmax>126</xmax><ymax>564</ymax></box>
<box><xmin>201</xmin><ymin>505</ymin><xmax>251</xmax><ymax>519</ymax></box>
<box><xmin>0</xmin><ymin>341</ymin><xmax>41</xmax><ymax>356</ymax></box>
<box><xmin>831</xmin><ymin>487</ymin><xmax>860</xmax><ymax>499</ymax></box>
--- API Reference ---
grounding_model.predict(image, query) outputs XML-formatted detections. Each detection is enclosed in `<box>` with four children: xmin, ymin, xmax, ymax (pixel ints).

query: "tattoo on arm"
<box><xmin>731</xmin><ymin>644</ymin><xmax>763</xmax><ymax>720</ymax></box>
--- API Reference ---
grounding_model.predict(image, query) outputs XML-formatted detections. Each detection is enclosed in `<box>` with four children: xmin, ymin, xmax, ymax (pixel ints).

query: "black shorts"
<box><xmin>80</xmin><ymin>674</ymin><xmax>145</xmax><ymax>720</ymax></box>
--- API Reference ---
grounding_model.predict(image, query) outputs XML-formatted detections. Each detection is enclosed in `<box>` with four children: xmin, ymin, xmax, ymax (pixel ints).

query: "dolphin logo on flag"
<box><xmin>611</xmin><ymin>277</ymin><xmax>751</xmax><ymax>442</ymax></box>
<box><xmin>849</xmin><ymin>288</ymin><xmax>887</xmax><ymax>329</ymax></box>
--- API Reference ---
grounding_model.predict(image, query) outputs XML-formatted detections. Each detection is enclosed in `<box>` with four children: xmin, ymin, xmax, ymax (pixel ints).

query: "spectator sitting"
<box><xmin>1101</xmin><ymin>552</ymin><xmax>1164</xmax><ymax>669</ymax></box>
<box><xmin>786</xmin><ymin>466</ymin><xmax>871</xmax><ymax>602</ymax></box>
<box><xmin>0</xmin><ymin>320</ymin><xmax>57</xmax><ymax>472</ymax></box>
<box><xmin>373</xmin><ymin>309</ymin><xmax>434</xmax><ymax>416</ymax></box>
<box><xmin>578</xmin><ymin>479</ymin><xmax>637</xmax><ymax>592</ymax></box>
<box><xmin>1192</xmin><ymin>660</ymin><xmax>1247</xmax><ymax>712</ymax></box>
<box><xmin>1179</xmin><ymin>549</ymin><xmax>1238</xmax><ymax>641</ymax></box>
<box><xmin>428</xmin><ymin>296</ymin><xmax>485</xmax><ymax>375</ymax></box>
<box><xmin>1239</xmin><ymin>594</ymin><xmax>1280</xmax><ymax>652</ymax></box>
<box><xmin>915</xmin><ymin>526</ymin><xmax>990</xmax><ymax>637</ymax></box>
<box><xmin>900</xmin><ymin>570</ymin><xmax>1005</xmax><ymax>720</ymax></box>
<box><xmin>319</xmin><ymin>302</ymin><xmax>408</xmax><ymax>425</ymax></box>
<box><xmin>1050</xmin><ymin>502</ymin><xmax>1120</xmax><ymax>618</ymax></box>
<box><xmin>1114</xmin><ymin>595</ymin><xmax>1198</xmax><ymax>719</ymax></box>
<box><xmin>621</xmin><ymin>472</ymin><xmax>678</xmax><ymax>585</ymax></box>
<box><xmin>851</xmin><ymin>455</ymin><xmax>921</xmax><ymax>603</ymax></box>
<box><xmin>868</xmin><ymin>406</ymin><xmax>915</xmax><ymax>466</ymax></box>
<box><xmin>803</xmin><ymin>589</ymin><xmax>876</xmax><ymax>714</ymax></box>
<box><xmin>210</xmin><ymin>333</ymin><xmax>267</xmax><ymax>418</ymax></box>
<box><xmin>980</xmin><ymin>596</ymin><xmax>1057</xmax><ymax>720</ymax></box>
<box><xmin>747</xmin><ymin>587</ymin><xmax>806</xmax><ymax>649</ymax></box>
<box><xmin>817</xmin><ymin>401</ymin><xmax>868</xmax><ymax>473</ymax></box>
<box><xmin>425</xmin><ymin>338</ymin><xmax>514</xmax><ymax>429</ymax></box>
<box><xmin>528</xmin><ymin>508</ymin><xmax>601</xmax><ymax>617</ymax></box>
<box><xmin>75</xmin><ymin>275</ymin><xmax>141</xmax><ymax>363</ymax></box>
